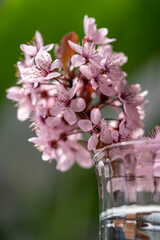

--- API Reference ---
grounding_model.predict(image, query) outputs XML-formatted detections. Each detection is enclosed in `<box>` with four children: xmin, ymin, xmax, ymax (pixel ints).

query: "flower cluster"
<box><xmin>7</xmin><ymin>16</ymin><xmax>148</xmax><ymax>171</ymax></box>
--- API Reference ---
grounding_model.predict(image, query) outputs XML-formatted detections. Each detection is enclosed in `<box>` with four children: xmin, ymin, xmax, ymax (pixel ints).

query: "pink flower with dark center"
<box><xmin>50</xmin><ymin>84</ymin><xmax>86</xmax><ymax>125</ymax></box>
<box><xmin>78</xmin><ymin>108</ymin><xmax>113</xmax><ymax>151</ymax></box>
<box><xmin>93</xmin><ymin>45</ymin><xmax>128</xmax><ymax>81</ymax></box>
<box><xmin>30</xmin><ymin>105</ymin><xmax>61</xmax><ymax>130</ymax></box>
<box><xmin>68</xmin><ymin>41</ymin><xmax>97</xmax><ymax>68</ymax></box>
<box><xmin>83</xmin><ymin>15</ymin><xmax>115</xmax><ymax>45</ymax></box>
<box><xmin>18</xmin><ymin>50</ymin><xmax>62</xmax><ymax>86</ymax></box>
<box><xmin>29</xmin><ymin>122</ymin><xmax>73</xmax><ymax>161</ymax></box>
<box><xmin>80</xmin><ymin>63</ymin><xmax>116</xmax><ymax>96</ymax></box>
<box><xmin>119</xmin><ymin>84</ymin><xmax>148</xmax><ymax>107</ymax></box>
<box><xmin>28</xmin><ymin>125</ymin><xmax>60</xmax><ymax>161</ymax></box>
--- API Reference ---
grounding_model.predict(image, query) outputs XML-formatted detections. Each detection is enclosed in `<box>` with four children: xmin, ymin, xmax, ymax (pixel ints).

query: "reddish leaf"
<box><xmin>60</xmin><ymin>32</ymin><xmax>78</xmax><ymax>73</ymax></box>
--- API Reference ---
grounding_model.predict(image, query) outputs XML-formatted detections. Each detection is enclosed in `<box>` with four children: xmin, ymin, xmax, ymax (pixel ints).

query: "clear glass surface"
<box><xmin>94</xmin><ymin>140</ymin><xmax>160</xmax><ymax>240</ymax></box>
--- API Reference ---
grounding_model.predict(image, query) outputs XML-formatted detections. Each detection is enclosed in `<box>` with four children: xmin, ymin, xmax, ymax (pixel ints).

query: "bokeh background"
<box><xmin>0</xmin><ymin>0</ymin><xmax>160</xmax><ymax>239</ymax></box>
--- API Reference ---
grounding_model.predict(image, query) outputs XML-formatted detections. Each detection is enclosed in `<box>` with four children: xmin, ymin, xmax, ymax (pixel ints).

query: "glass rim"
<box><xmin>93</xmin><ymin>138</ymin><xmax>160</xmax><ymax>161</ymax></box>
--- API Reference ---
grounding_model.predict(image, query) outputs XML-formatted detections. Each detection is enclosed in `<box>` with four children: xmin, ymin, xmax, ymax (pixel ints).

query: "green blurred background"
<box><xmin>0</xmin><ymin>0</ymin><xmax>160</xmax><ymax>239</ymax></box>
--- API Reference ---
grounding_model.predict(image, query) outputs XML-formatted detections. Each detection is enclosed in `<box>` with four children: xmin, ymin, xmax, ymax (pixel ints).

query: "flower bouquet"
<box><xmin>7</xmin><ymin>16</ymin><xmax>160</xmax><ymax>239</ymax></box>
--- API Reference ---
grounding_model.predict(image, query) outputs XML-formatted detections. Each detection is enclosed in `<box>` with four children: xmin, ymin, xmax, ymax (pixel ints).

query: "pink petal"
<box><xmin>42</xmin><ymin>147</ymin><xmax>51</xmax><ymax>161</ymax></box>
<box><xmin>100</xmin><ymin>58</ymin><xmax>106</xmax><ymax>69</ymax></box>
<box><xmin>99</xmin><ymin>28</ymin><xmax>108</xmax><ymax>37</ymax></box>
<box><xmin>64</xmin><ymin>108</ymin><xmax>77</xmax><ymax>125</ymax></box>
<box><xmin>78</xmin><ymin>120</ymin><xmax>92</xmax><ymax>132</ymax></box>
<box><xmin>35</xmin><ymin>31</ymin><xmax>44</xmax><ymax>50</ymax></box>
<box><xmin>56</xmin><ymin>148</ymin><xmax>74</xmax><ymax>172</ymax></box>
<box><xmin>50</xmin><ymin>104</ymin><xmax>64</xmax><ymax>116</ymax></box>
<box><xmin>100</xmin><ymin>119</ymin><xmax>113</xmax><ymax>144</ymax></box>
<box><xmin>28</xmin><ymin>137</ymin><xmax>46</xmax><ymax>146</ymax></box>
<box><xmin>75</xmin><ymin>146</ymin><xmax>93</xmax><ymax>168</ymax></box>
<box><xmin>113</xmin><ymin>52</ymin><xmax>128</xmax><ymax>66</ymax></box>
<box><xmin>18</xmin><ymin>63</ymin><xmax>38</xmax><ymax>80</ymax></box>
<box><xmin>90</xmin><ymin>54</ymin><xmax>102</xmax><ymax>67</ymax></box>
<box><xmin>69</xmin><ymin>84</ymin><xmax>77</xmax><ymax>98</ymax></box>
<box><xmin>50</xmin><ymin>59</ymin><xmax>62</xmax><ymax>70</ymax></box>
<box><xmin>41</xmin><ymin>44</ymin><xmax>54</xmax><ymax>52</ymax></box>
<box><xmin>83</xmin><ymin>15</ymin><xmax>89</xmax><ymax>36</ymax></box>
<box><xmin>93</xmin><ymin>28</ymin><xmax>108</xmax><ymax>44</ymax></box>
<box><xmin>111</xmin><ymin>130</ymin><xmax>119</xmax><ymax>142</ymax></box>
<box><xmin>31</xmin><ymin>88</ymin><xmax>37</xmax><ymax>105</ymax></box>
<box><xmin>91</xmin><ymin>108</ymin><xmax>101</xmax><ymax>125</ymax></box>
<box><xmin>101</xmin><ymin>45</ymin><xmax>112</xmax><ymax>57</ymax></box>
<box><xmin>79</xmin><ymin>65</ymin><xmax>92</xmax><ymax>79</ymax></box>
<box><xmin>119</xmin><ymin>119</ymin><xmax>125</xmax><ymax>135</ymax></box>
<box><xmin>70</xmin><ymin>98</ymin><xmax>86</xmax><ymax>112</ymax></box>
<box><xmin>20</xmin><ymin>44</ymin><xmax>37</xmax><ymax>56</ymax></box>
<box><xmin>56</xmin><ymin>83</ymin><xmax>67</xmax><ymax>93</ymax></box>
<box><xmin>45</xmin><ymin>116</ymin><xmax>61</xmax><ymax>128</ymax></box>
<box><xmin>83</xmin><ymin>15</ymin><xmax>96</xmax><ymax>39</ymax></box>
<box><xmin>105</xmin><ymin>37</ymin><xmax>116</xmax><ymax>44</ymax></box>
<box><xmin>45</xmin><ymin>72</ymin><xmax>61</xmax><ymax>80</ymax></box>
<box><xmin>38</xmin><ymin>106</ymin><xmax>47</xmax><ymax>118</ymax></box>
<box><xmin>90</xmin><ymin>64</ymin><xmax>101</xmax><ymax>77</ymax></box>
<box><xmin>88</xmin><ymin>134</ymin><xmax>98</xmax><ymax>151</ymax></box>
<box><xmin>124</xmin><ymin>105</ymin><xmax>144</xmax><ymax>129</ymax></box>
<box><xmin>100</xmin><ymin>131</ymin><xmax>112</xmax><ymax>144</ymax></box>
<box><xmin>99</xmin><ymin>83</ymin><xmax>115</xmax><ymax>96</ymax></box>
<box><xmin>6</xmin><ymin>87</ymin><xmax>22</xmax><ymax>101</ymax></box>
<box><xmin>35</xmin><ymin>50</ymin><xmax>52</xmax><ymax>70</ymax></box>
<box><xmin>68</xmin><ymin>41</ymin><xmax>82</xmax><ymax>54</ymax></box>
<box><xmin>71</xmin><ymin>55</ymin><xmax>85</xmax><ymax>67</ymax></box>
<box><xmin>87</xmin><ymin>20</ymin><xmax>96</xmax><ymax>38</ymax></box>
<box><xmin>17</xmin><ymin>101</ymin><xmax>31</xmax><ymax>121</ymax></box>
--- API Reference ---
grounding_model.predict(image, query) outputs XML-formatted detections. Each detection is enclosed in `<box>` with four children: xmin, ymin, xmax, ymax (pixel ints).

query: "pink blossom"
<box><xmin>20</xmin><ymin>31</ymin><xmax>54</xmax><ymax>65</ymax></box>
<box><xmin>30</xmin><ymin>105</ymin><xmax>61</xmax><ymax>130</ymax></box>
<box><xmin>57</xmin><ymin>140</ymin><xmax>92</xmax><ymax>171</ymax></box>
<box><xmin>28</xmin><ymin>125</ymin><xmax>60</xmax><ymax>161</ymax></box>
<box><xmin>28</xmin><ymin>122</ymin><xmax>73</xmax><ymax>161</ymax></box>
<box><xmin>50</xmin><ymin>84</ymin><xmax>86</xmax><ymax>125</ymax></box>
<box><xmin>83</xmin><ymin>15</ymin><xmax>115</xmax><ymax>45</ymax></box>
<box><xmin>18</xmin><ymin>50</ymin><xmax>62</xmax><ymax>86</ymax></box>
<box><xmin>78</xmin><ymin>108</ymin><xmax>113</xmax><ymax>151</ymax></box>
<box><xmin>80</xmin><ymin>63</ymin><xmax>116</xmax><ymax>96</ymax></box>
<box><xmin>93</xmin><ymin>45</ymin><xmax>127</xmax><ymax>82</ymax></box>
<box><xmin>29</xmin><ymin>121</ymin><xmax>92</xmax><ymax>171</ymax></box>
<box><xmin>119</xmin><ymin>84</ymin><xmax>148</xmax><ymax>129</ymax></box>
<box><xmin>6</xmin><ymin>86</ymin><xmax>33</xmax><ymax>121</ymax></box>
<box><xmin>119</xmin><ymin>84</ymin><xmax>148</xmax><ymax>107</ymax></box>
<box><xmin>68</xmin><ymin>41</ymin><xmax>97</xmax><ymax>67</ymax></box>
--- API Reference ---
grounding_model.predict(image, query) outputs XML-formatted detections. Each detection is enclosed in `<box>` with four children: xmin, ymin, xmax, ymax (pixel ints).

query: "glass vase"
<box><xmin>94</xmin><ymin>140</ymin><xmax>160</xmax><ymax>240</ymax></box>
